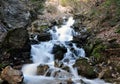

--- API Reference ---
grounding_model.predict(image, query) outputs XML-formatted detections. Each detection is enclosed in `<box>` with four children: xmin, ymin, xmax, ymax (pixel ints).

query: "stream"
<box><xmin>22</xmin><ymin>17</ymin><xmax>110</xmax><ymax>84</ymax></box>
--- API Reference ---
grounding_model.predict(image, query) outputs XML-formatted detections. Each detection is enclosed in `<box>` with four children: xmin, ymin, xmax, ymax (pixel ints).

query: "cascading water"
<box><xmin>22</xmin><ymin>17</ymin><xmax>110</xmax><ymax>84</ymax></box>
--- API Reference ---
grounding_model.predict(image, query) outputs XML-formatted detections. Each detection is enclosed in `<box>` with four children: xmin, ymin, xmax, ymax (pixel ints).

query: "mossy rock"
<box><xmin>115</xmin><ymin>27</ymin><xmax>120</xmax><ymax>34</ymax></box>
<box><xmin>87</xmin><ymin>38</ymin><xmax>107</xmax><ymax>63</ymax></box>
<box><xmin>2</xmin><ymin>28</ymin><xmax>29</xmax><ymax>50</ymax></box>
<box><xmin>38</xmin><ymin>25</ymin><xmax>49</xmax><ymax>32</ymax></box>
<box><xmin>84</xmin><ymin>38</ymin><xmax>104</xmax><ymax>57</ymax></box>
<box><xmin>116</xmin><ymin>29</ymin><xmax>120</xmax><ymax>33</ymax></box>
<box><xmin>91</xmin><ymin>43</ymin><xmax>107</xmax><ymax>63</ymax></box>
<box><xmin>73</xmin><ymin>58</ymin><xmax>97</xmax><ymax>78</ymax></box>
<box><xmin>0</xmin><ymin>28</ymin><xmax>31</xmax><ymax>67</ymax></box>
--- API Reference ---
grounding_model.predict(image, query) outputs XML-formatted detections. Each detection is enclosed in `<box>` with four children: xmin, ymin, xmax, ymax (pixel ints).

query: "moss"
<box><xmin>74</xmin><ymin>58</ymin><xmax>96</xmax><ymax>78</ymax></box>
<box><xmin>91</xmin><ymin>43</ymin><xmax>107</xmax><ymax>63</ymax></box>
<box><xmin>92</xmin><ymin>44</ymin><xmax>104</xmax><ymax>55</ymax></box>
<box><xmin>74</xmin><ymin>58</ymin><xmax>88</xmax><ymax>65</ymax></box>
<box><xmin>38</xmin><ymin>25</ymin><xmax>48</xmax><ymax>31</ymax></box>
<box><xmin>115</xmin><ymin>27</ymin><xmax>120</xmax><ymax>33</ymax></box>
<box><xmin>117</xmin><ymin>66</ymin><xmax>120</xmax><ymax>73</ymax></box>
<box><xmin>0</xmin><ymin>63</ymin><xmax>9</xmax><ymax>70</ymax></box>
<box><xmin>85</xmin><ymin>38</ymin><xmax>107</xmax><ymax>63</ymax></box>
<box><xmin>84</xmin><ymin>38</ymin><xmax>103</xmax><ymax>57</ymax></box>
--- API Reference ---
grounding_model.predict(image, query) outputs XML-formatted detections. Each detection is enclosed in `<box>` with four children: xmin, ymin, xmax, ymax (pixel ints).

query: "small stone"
<box><xmin>37</xmin><ymin>64</ymin><xmax>49</xmax><ymax>75</ymax></box>
<box><xmin>67</xmin><ymin>78</ymin><xmax>74</xmax><ymax>84</ymax></box>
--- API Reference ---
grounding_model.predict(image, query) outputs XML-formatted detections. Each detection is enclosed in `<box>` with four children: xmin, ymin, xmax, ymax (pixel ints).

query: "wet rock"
<box><xmin>66</xmin><ymin>78</ymin><xmax>74</xmax><ymax>84</ymax></box>
<box><xmin>30</xmin><ymin>33</ymin><xmax>51</xmax><ymax>44</ymax></box>
<box><xmin>54</xmin><ymin>60</ymin><xmax>63</xmax><ymax>67</ymax></box>
<box><xmin>79</xmin><ymin>79</ymin><xmax>87</xmax><ymax>84</ymax></box>
<box><xmin>52</xmin><ymin>70</ymin><xmax>72</xmax><ymax>78</ymax></box>
<box><xmin>72</xmin><ymin>34</ymin><xmax>89</xmax><ymax>45</ymax></box>
<box><xmin>37</xmin><ymin>64</ymin><xmax>49</xmax><ymax>75</ymax></box>
<box><xmin>1</xmin><ymin>28</ymin><xmax>31</xmax><ymax>67</ymax></box>
<box><xmin>73</xmin><ymin>58</ymin><xmax>97</xmax><ymax>79</ymax></box>
<box><xmin>52</xmin><ymin>44</ymin><xmax>67</xmax><ymax>60</ymax></box>
<box><xmin>37</xmin><ymin>33</ymin><xmax>51</xmax><ymax>41</ymax></box>
<box><xmin>1</xmin><ymin>66</ymin><xmax>23</xmax><ymax>84</ymax></box>
<box><xmin>54</xmin><ymin>60</ymin><xmax>70</xmax><ymax>72</ymax></box>
<box><xmin>0</xmin><ymin>0</ymin><xmax>31</xmax><ymax>29</ymax></box>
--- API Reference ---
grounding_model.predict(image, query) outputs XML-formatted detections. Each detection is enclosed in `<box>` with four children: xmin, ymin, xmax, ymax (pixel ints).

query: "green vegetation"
<box><xmin>0</xmin><ymin>63</ymin><xmax>9</xmax><ymax>69</ymax></box>
<box><xmin>115</xmin><ymin>27</ymin><xmax>120</xmax><ymax>33</ymax></box>
<box><xmin>74</xmin><ymin>58</ymin><xmax>96</xmax><ymax>78</ymax></box>
<box><xmin>38</xmin><ymin>25</ymin><xmax>48</xmax><ymax>32</ymax></box>
<box><xmin>91</xmin><ymin>43</ymin><xmax>106</xmax><ymax>62</ymax></box>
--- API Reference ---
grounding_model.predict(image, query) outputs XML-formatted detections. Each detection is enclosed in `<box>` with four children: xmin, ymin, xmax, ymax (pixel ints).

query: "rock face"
<box><xmin>1</xmin><ymin>66</ymin><xmax>23</xmax><ymax>84</ymax></box>
<box><xmin>0</xmin><ymin>0</ymin><xmax>30</xmax><ymax>29</ymax></box>
<box><xmin>1</xmin><ymin>28</ymin><xmax>31</xmax><ymax>68</ymax></box>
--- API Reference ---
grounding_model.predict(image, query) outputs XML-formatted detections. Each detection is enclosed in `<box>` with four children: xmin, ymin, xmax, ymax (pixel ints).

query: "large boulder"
<box><xmin>3</xmin><ymin>28</ymin><xmax>29</xmax><ymax>49</ymax></box>
<box><xmin>0</xmin><ymin>0</ymin><xmax>31</xmax><ymax>29</ymax></box>
<box><xmin>52</xmin><ymin>44</ymin><xmax>67</xmax><ymax>61</ymax></box>
<box><xmin>73</xmin><ymin>58</ymin><xmax>97</xmax><ymax>79</ymax></box>
<box><xmin>1</xmin><ymin>28</ymin><xmax>31</xmax><ymax>68</ymax></box>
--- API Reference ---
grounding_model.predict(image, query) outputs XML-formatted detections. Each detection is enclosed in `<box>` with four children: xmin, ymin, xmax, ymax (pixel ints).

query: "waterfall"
<box><xmin>22</xmin><ymin>17</ymin><xmax>110</xmax><ymax>84</ymax></box>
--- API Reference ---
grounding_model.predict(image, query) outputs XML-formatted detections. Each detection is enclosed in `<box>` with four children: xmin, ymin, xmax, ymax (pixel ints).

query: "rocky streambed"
<box><xmin>0</xmin><ymin>0</ymin><xmax>120</xmax><ymax>84</ymax></box>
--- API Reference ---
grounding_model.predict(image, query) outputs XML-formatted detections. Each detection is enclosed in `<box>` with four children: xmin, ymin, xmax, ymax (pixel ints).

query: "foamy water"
<box><xmin>22</xmin><ymin>17</ymin><xmax>110</xmax><ymax>84</ymax></box>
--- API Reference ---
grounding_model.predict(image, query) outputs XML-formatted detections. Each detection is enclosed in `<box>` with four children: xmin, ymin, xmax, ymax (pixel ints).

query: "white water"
<box><xmin>22</xmin><ymin>17</ymin><xmax>110</xmax><ymax>84</ymax></box>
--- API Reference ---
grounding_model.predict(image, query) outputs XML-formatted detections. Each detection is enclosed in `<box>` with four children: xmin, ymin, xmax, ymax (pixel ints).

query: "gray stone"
<box><xmin>1</xmin><ymin>28</ymin><xmax>31</xmax><ymax>67</ymax></box>
<box><xmin>0</xmin><ymin>0</ymin><xmax>30</xmax><ymax>29</ymax></box>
